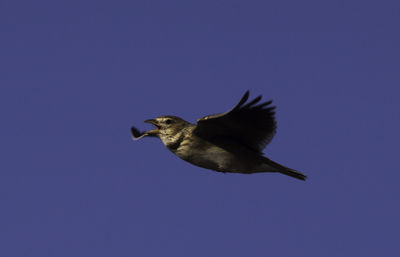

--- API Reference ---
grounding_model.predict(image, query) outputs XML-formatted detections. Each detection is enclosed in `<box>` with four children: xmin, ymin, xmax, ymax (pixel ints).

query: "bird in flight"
<box><xmin>131</xmin><ymin>91</ymin><xmax>306</xmax><ymax>180</ymax></box>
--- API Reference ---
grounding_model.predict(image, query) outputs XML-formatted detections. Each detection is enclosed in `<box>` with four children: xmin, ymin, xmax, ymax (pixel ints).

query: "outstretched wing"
<box><xmin>193</xmin><ymin>91</ymin><xmax>277</xmax><ymax>152</ymax></box>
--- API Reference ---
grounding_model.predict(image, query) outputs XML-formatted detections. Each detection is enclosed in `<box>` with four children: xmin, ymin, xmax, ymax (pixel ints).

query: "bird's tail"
<box><xmin>262</xmin><ymin>157</ymin><xmax>307</xmax><ymax>181</ymax></box>
<box><xmin>277</xmin><ymin>167</ymin><xmax>307</xmax><ymax>181</ymax></box>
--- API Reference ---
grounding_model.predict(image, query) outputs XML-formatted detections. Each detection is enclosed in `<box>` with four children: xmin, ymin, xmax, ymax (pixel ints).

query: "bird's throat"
<box><xmin>162</xmin><ymin>131</ymin><xmax>186</xmax><ymax>151</ymax></box>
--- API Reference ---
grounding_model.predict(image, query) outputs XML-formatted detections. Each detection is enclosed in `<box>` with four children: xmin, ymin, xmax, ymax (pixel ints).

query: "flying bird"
<box><xmin>131</xmin><ymin>91</ymin><xmax>306</xmax><ymax>180</ymax></box>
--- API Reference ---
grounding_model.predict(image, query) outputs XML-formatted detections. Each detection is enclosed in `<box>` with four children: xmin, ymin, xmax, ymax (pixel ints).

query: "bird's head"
<box><xmin>143</xmin><ymin>116</ymin><xmax>189</xmax><ymax>138</ymax></box>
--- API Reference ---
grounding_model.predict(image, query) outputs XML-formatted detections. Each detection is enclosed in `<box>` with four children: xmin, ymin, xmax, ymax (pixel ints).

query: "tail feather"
<box><xmin>263</xmin><ymin>157</ymin><xmax>307</xmax><ymax>181</ymax></box>
<box><xmin>278</xmin><ymin>167</ymin><xmax>307</xmax><ymax>181</ymax></box>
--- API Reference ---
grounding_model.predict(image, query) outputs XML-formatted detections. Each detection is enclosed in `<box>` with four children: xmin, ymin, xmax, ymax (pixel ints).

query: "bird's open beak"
<box><xmin>143</xmin><ymin>119</ymin><xmax>160</xmax><ymax>136</ymax></box>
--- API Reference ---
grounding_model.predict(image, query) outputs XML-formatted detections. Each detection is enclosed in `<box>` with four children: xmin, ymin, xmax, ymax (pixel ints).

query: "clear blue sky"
<box><xmin>1</xmin><ymin>0</ymin><xmax>399</xmax><ymax>256</ymax></box>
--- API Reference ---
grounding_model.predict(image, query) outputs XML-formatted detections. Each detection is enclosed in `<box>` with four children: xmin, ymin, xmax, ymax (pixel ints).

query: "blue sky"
<box><xmin>1</xmin><ymin>0</ymin><xmax>400</xmax><ymax>256</ymax></box>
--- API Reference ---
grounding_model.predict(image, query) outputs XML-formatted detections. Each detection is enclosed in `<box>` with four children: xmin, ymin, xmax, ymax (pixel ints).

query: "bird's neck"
<box><xmin>159</xmin><ymin>125</ymin><xmax>194</xmax><ymax>152</ymax></box>
<box><xmin>163</xmin><ymin>131</ymin><xmax>186</xmax><ymax>151</ymax></box>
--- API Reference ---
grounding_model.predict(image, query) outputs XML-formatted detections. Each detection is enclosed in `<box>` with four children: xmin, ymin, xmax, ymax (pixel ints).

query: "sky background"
<box><xmin>1</xmin><ymin>0</ymin><xmax>400</xmax><ymax>256</ymax></box>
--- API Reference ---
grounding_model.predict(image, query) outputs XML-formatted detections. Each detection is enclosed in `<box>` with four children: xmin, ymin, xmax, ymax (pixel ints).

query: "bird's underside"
<box><xmin>131</xmin><ymin>90</ymin><xmax>307</xmax><ymax>180</ymax></box>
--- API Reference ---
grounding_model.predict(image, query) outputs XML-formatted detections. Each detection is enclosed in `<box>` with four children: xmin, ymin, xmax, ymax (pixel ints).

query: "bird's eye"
<box><xmin>165</xmin><ymin>119</ymin><xmax>172</xmax><ymax>124</ymax></box>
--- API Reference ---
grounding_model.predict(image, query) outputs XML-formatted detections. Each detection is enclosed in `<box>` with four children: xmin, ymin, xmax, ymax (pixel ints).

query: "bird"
<box><xmin>131</xmin><ymin>91</ymin><xmax>306</xmax><ymax>180</ymax></box>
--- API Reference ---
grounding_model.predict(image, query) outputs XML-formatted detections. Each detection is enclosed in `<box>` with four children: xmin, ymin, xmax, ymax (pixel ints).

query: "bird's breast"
<box><xmin>161</xmin><ymin>132</ymin><xmax>266</xmax><ymax>173</ymax></box>
<box><xmin>172</xmin><ymin>136</ymin><xmax>234</xmax><ymax>172</ymax></box>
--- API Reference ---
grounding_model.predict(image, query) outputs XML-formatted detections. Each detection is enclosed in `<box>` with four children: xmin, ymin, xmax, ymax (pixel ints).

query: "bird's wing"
<box><xmin>193</xmin><ymin>91</ymin><xmax>277</xmax><ymax>152</ymax></box>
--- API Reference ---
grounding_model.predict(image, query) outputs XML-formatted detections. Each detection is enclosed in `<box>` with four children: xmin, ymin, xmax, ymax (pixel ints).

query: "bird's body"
<box><xmin>131</xmin><ymin>91</ymin><xmax>306</xmax><ymax>180</ymax></box>
<box><xmin>158</xmin><ymin>119</ymin><xmax>276</xmax><ymax>173</ymax></box>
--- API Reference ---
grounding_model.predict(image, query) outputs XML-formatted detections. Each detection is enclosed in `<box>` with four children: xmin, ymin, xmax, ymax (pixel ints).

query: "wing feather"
<box><xmin>194</xmin><ymin>91</ymin><xmax>277</xmax><ymax>152</ymax></box>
